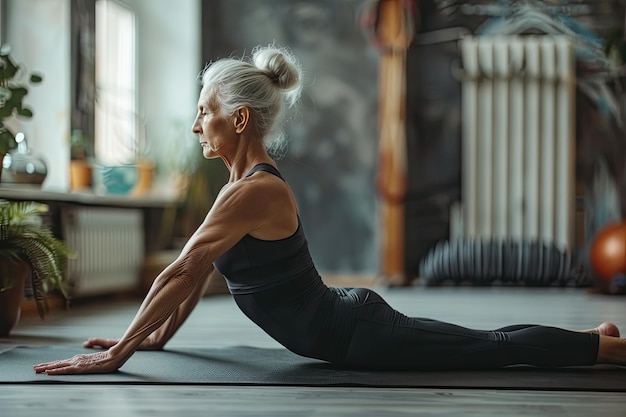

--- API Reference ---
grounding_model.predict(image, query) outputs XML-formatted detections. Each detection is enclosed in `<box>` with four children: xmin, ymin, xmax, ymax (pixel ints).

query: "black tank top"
<box><xmin>213</xmin><ymin>163</ymin><xmax>317</xmax><ymax>294</ymax></box>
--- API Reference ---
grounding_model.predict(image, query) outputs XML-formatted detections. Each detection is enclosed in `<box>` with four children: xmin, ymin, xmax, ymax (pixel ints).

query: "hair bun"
<box><xmin>252</xmin><ymin>45</ymin><xmax>301</xmax><ymax>92</ymax></box>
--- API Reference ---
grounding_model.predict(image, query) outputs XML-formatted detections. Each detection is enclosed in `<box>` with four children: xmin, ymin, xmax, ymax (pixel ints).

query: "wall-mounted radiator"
<box><xmin>451</xmin><ymin>35</ymin><xmax>576</xmax><ymax>252</ymax></box>
<box><xmin>62</xmin><ymin>207</ymin><xmax>144</xmax><ymax>297</ymax></box>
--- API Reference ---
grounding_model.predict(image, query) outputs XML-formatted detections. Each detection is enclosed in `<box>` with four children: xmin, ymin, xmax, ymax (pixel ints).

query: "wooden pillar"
<box><xmin>376</xmin><ymin>0</ymin><xmax>412</xmax><ymax>284</ymax></box>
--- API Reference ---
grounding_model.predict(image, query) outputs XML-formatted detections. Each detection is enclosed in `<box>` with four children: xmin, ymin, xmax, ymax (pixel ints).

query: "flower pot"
<box><xmin>0</xmin><ymin>261</ymin><xmax>30</xmax><ymax>337</ymax></box>
<box><xmin>132</xmin><ymin>160</ymin><xmax>155</xmax><ymax>196</ymax></box>
<box><xmin>92</xmin><ymin>164</ymin><xmax>141</xmax><ymax>195</ymax></box>
<box><xmin>69</xmin><ymin>160</ymin><xmax>92</xmax><ymax>191</ymax></box>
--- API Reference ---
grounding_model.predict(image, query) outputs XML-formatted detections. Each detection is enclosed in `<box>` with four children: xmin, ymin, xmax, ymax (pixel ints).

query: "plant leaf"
<box><xmin>17</xmin><ymin>107</ymin><xmax>33</xmax><ymax>118</ymax></box>
<box><xmin>0</xmin><ymin>105</ymin><xmax>14</xmax><ymax>120</ymax></box>
<box><xmin>0</xmin><ymin>128</ymin><xmax>16</xmax><ymax>154</ymax></box>
<box><xmin>8</xmin><ymin>86</ymin><xmax>27</xmax><ymax>100</ymax></box>
<box><xmin>0</xmin><ymin>202</ymin><xmax>75</xmax><ymax>319</ymax></box>
<box><xmin>1</xmin><ymin>55</ymin><xmax>18</xmax><ymax>80</ymax></box>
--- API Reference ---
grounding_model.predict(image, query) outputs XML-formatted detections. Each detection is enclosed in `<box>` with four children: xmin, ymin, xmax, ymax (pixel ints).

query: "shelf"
<box><xmin>0</xmin><ymin>185</ymin><xmax>180</xmax><ymax>209</ymax></box>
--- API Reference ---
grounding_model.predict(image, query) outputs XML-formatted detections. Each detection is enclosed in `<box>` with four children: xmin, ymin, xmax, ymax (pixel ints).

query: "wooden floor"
<box><xmin>2</xmin><ymin>281</ymin><xmax>626</xmax><ymax>417</ymax></box>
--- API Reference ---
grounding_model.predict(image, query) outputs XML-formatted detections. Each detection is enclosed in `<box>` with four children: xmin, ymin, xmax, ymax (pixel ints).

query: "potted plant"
<box><xmin>69</xmin><ymin>129</ymin><xmax>94</xmax><ymax>191</ymax></box>
<box><xmin>0</xmin><ymin>201</ymin><xmax>74</xmax><ymax>336</ymax></box>
<box><xmin>0</xmin><ymin>44</ymin><xmax>43</xmax><ymax>180</ymax></box>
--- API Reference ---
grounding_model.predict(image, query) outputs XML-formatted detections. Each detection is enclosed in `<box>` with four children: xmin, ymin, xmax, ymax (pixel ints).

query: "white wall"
<box><xmin>6</xmin><ymin>0</ymin><xmax>71</xmax><ymax>191</ymax></box>
<box><xmin>5</xmin><ymin>0</ymin><xmax>201</xmax><ymax>191</ymax></box>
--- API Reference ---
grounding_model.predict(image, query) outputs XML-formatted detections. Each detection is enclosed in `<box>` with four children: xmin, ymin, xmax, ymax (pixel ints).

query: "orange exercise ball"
<box><xmin>589</xmin><ymin>221</ymin><xmax>626</xmax><ymax>281</ymax></box>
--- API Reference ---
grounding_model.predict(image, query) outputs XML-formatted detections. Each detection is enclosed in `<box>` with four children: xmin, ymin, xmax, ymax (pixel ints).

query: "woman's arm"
<box><xmin>83</xmin><ymin>266</ymin><xmax>218</xmax><ymax>351</ymax></box>
<box><xmin>133</xmin><ymin>267</ymin><xmax>218</xmax><ymax>349</ymax></box>
<box><xmin>34</xmin><ymin>239</ymin><xmax>215</xmax><ymax>375</ymax></box>
<box><xmin>106</xmin><ymin>242</ymin><xmax>215</xmax><ymax>364</ymax></box>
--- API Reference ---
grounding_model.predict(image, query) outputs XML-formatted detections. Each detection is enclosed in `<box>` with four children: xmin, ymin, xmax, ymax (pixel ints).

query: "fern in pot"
<box><xmin>0</xmin><ymin>201</ymin><xmax>74</xmax><ymax>336</ymax></box>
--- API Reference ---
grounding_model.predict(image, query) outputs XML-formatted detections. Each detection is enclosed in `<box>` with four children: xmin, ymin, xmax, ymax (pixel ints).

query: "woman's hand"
<box><xmin>83</xmin><ymin>337</ymin><xmax>119</xmax><ymax>349</ymax></box>
<box><xmin>83</xmin><ymin>335</ymin><xmax>163</xmax><ymax>351</ymax></box>
<box><xmin>33</xmin><ymin>350</ymin><xmax>122</xmax><ymax>375</ymax></box>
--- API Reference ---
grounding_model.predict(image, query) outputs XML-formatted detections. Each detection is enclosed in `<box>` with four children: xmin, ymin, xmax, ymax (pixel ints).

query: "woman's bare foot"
<box><xmin>582</xmin><ymin>322</ymin><xmax>620</xmax><ymax>337</ymax></box>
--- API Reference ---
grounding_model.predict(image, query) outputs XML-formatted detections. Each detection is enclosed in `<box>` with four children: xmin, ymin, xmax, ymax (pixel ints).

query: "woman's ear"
<box><xmin>234</xmin><ymin>107</ymin><xmax>250</xmax><ymax>133</ymax></box>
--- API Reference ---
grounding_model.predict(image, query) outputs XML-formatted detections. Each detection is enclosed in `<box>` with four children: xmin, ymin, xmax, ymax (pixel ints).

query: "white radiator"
<box><xmin>62</xmin><ymin>207</ymin><xmax>144</xmax><ymax>297</ymax></box>
<box><xmin>451</xmin><ymin>35</ymin><xmax>576</xmax><ymax>252</ymax></box>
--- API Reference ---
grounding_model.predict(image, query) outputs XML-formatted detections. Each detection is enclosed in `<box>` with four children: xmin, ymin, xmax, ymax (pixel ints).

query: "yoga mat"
<box><xmin>1</xmin><ymin>344</ymin><xmax>624</xmax><ymax>391</ymax></box>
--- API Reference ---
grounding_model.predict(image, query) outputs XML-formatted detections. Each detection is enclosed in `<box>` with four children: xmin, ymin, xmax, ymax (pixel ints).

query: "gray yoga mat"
<box><xmin>1</xmin><ymin>344</ymin><xmax>625</xmax><ymax>391</ymax></box>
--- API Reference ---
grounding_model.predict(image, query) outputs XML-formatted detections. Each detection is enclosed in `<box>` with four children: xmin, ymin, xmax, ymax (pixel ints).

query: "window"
<box><xmin>95</xmin><ymin>0</ymin><xmax>136</xmax><ymax>165</ymax></box>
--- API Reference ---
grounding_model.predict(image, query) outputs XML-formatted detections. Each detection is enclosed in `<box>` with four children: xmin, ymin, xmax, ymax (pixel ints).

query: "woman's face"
<box><xmin>192</xmin><ymin>88</ymin><xmax>235</xmax><ymax>159</ymax></box>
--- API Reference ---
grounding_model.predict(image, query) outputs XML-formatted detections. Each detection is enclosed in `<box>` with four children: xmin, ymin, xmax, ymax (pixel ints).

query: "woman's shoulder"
<box><xmin>209</xmin><ymin>168</ymin><xmax>297</xmax><ymax>239</ymax></box>
<box><xmin>218</xmin><ymin>171</ymin><xmax>290</xmax><ymax>209</ymax></box>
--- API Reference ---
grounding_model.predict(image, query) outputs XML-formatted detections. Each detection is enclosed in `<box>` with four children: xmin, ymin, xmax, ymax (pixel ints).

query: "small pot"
<box><xmin>69</xmin><ymin>160</ymin><xmax>93</xmax><ymax>191</ymax></box>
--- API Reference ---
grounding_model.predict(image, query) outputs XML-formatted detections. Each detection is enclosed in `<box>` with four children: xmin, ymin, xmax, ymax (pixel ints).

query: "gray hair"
<box><xmin>200</xmin><ymin>45</ymin><xmax>303</xmax><ymax>155</ymax></box>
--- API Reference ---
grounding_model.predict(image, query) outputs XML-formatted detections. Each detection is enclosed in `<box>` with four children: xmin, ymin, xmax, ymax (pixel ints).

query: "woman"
<box><xmin>35</xmin><ymin>45</ymin><xmax>625</xmax><ymax>375</ymax></box>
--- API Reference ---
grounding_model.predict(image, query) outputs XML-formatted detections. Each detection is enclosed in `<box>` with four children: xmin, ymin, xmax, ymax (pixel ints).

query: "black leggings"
<box><xmin>339</xmin><ymin>288</ymin><xmax>599</xmax><ymax>370</ymax></box>
<box><xmin>233</xmin><ymin>281</ymin><xmax>600</xmax><ymax>371</ymax></box>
